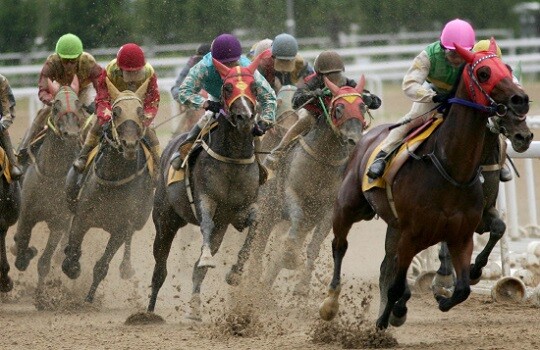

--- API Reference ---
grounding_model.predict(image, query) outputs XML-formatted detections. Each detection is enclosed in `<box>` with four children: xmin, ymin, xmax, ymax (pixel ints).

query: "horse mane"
<box><xmin>441</xmin><ymin>64</ymin><xmax>466</xmax><ymax>118</ymax></box>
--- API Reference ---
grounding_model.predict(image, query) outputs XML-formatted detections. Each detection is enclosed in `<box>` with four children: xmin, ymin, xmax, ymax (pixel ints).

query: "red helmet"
<box><xmin>117</xmin><ymin>43</ymin><xmax>146</xmax><ymax>71</ymax></box>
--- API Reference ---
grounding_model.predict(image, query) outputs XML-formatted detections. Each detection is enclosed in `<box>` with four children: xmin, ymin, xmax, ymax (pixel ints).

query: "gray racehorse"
<box><xmin>13</xmin><ymin>77</ymin><xmax>84</xmax><ymax>286</ymax></box>
<box><xmin>147</xmin><ymin>57</ymin><xmax>265</xmax><ymax>320</ymax></box>
<box><xmin>62</xmin><ymin>79</ymin><xmax>154</xmax><ymax>302</ymax></box>
<box><xmin>227</xmin><ymin>76</ymin><xmax>368</xmax><ymax>295</ymax></box>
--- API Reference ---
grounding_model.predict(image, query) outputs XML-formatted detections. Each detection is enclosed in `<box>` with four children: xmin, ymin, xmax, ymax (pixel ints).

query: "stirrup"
<box><xmin>9</xmin><ymin>165</ymin><xmax>22</xmax><ymax>180</ymax></box>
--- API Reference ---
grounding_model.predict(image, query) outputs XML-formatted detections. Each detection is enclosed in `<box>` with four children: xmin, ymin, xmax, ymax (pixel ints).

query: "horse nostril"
<box><xmin>510</xmin><ymin>94</ymin><xmax>528</xmax><ymax>107</ymax></box>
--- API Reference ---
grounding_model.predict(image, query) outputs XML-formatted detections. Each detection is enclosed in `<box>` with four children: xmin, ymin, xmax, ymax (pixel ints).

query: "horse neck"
<box><xmin>37</xmin><ymin>131</ymin><xmax>80</xmax><ymax>177</ymax></box>
<box><xmin>435</xmin><ymin>96</ymin><xmax>489</xmax><ymax>183</ymax></box>
<box><xmin>95</xmin><ymin>142</ymin><xmax>142</xmax><ymax>180</ymax></box>
<box><xmin>208</xmin><ymin>119</ymin><xmax>254</xmax><ymax>159</ymax></box>
<box><xmin>303</xmin><ymin>116</ymin><xmax>348</xmax><ymax>157</ymax></box>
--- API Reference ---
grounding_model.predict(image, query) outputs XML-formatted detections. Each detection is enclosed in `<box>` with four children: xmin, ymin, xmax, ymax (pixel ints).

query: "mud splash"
<box><xmin>33</xmin><ymin>279</ymin><xmax>102</xmax><ymax>312</ymax></box>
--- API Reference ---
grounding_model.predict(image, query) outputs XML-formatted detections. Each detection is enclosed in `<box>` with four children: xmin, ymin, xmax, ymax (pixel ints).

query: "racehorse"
<box><xmin>13</xmin><ymin>76</ymin><xmax>84</xmax><ymax>286</ymax></box>
<box><xmin>226</xmin><ymin>76</ymin><xmax>369</xmax><ymax>294</ymax></box>
<box><xmin>319</xmin><ymin>39</ymin><xmax>532</xmax><ymax>329</ymax></box>
<box><xmin>147</xmin><ymin>55</ymin><xmax>264</xmax><ymax>320</ymax></box>
<box><xmin>0</xmin><ymin>146</ymin><xmax>21</xmax><ymax>292</ymax></box>
<box><xmin>62</xmin><ymin>78</ymin><xmax>154</xmax><ymax>302</ymax></box>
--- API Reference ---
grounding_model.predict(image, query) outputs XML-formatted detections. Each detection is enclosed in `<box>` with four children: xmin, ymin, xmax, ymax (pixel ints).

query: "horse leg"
<box><xmin>188</xmin><ymin>224</ymin><xmax>227</xmax><ymax>321</ymax></box>
<box><xmin>437</xmin><ymin>236</ymin><xmax>473</xmax><ymax>312</ymax></box>
<box><xmin>196</xmin><ymin>198</ymin><xmax>217</xmax><ymax>268</ymax></box>
<box><xmin>13</xmin><ymin>214</ymin><xmax>38</xmax><ymax>271</ymax></box>
<box><xmin>62</xmin><ymin>218</ymin><xmax>90</xmax><ymax>280</ymax></box>
<box><xmin>119</xmin><ymin>234</ymin><xmax>135</xmax><ymax>280</ymax></box>
<box><xmin>85</xmin><ymin>230</ymin><xmax>127</xmax><ymax>303</ymax></box>
<box><xmin>0</xmin><ymin>227</ymin><xmax>13</xmax><ymax>293</ymax></box>
<box><xmin>470</xmin><ymin>208</ymin><xmax>504</xmax><ymax>284</ymax></box>
<box><xmin>36</xmin><ymin>223</ymin><xmax>65</xmax><ymax>286</ymax></box>
<box><xmin>148</xmin><ymin>205</ymin><xmax>184</xmax><ymax>313</ymax></box>
<box><xmin>294</xmin><ymin>210</ymin><xmax>333</xmax><ymax>296</ymax></box>
<box><xmin>376</xmin><ymin>231</ymin><xmax>416</xmax><ymax>330</ymax></box>
<box><xmin>432</xmin><ymin>242</ymin><xmax>455</xmax><ymax>299</ymax></box>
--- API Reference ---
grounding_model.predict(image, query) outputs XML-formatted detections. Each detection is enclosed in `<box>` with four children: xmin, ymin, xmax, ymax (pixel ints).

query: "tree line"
<box><xmin>0</xmin><ymin>0</ymin><xmax>524</xmax><ymax>53</ymax></box>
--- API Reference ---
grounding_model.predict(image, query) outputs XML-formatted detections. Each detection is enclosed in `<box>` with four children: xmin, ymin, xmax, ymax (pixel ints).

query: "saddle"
<box><xmin>363</xmin><ymin>117</ymin><xmax>443</xmax><ymax>192</ymax></box>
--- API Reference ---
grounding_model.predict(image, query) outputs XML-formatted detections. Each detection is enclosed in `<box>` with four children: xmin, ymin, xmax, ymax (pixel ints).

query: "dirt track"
<box><xmin>1</xmin><ymin>217</ymin><xmax>540</xmax><ymax>350</ymax></box>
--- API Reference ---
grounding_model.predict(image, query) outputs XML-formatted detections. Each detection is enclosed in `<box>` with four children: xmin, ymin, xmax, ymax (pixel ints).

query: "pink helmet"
<box><xmin>440</xmin><ymin>19</ymin><xmax>475</xmax><ymax>50</ymax></box>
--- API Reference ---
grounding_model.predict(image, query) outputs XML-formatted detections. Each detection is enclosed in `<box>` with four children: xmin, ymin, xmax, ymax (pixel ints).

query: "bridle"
<box><xmin>47</xmin><ymin>86</ymin><xmax>82</xmax><ymax>138</ymax></box>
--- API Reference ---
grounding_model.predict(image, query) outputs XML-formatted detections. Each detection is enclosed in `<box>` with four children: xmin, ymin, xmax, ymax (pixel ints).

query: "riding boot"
<box><xmin>254</xmin><ymin>137</ymin><xmax>268</xmax><ymax>185</ymax></box>
<box><xmin>498</xmin><ymin>136</ymin><xmax>512</xmax><ymax>182</ymax></box>
<box><xmin>367</xmin><ymin>150</ymin><xmax>388</xmax><ymax>179</ymax></box>
<box><xmin>0</xmin><ymin>131</ymin><xmax>22</xmax><ymax>180</ymax></box>
<box><xmin>17</xmin><ymin>106</ymin><xmax>50</xmax><ymax>166</ymax></box>
<box><xmin>171</xmin><ymin>124</ymin><xmax>202</xmax><ymax>170</ymax></box>
<box><xmin>73</xmin><ymin>121</ymin><xmax>100</xmax><ymax>173</ymax></box>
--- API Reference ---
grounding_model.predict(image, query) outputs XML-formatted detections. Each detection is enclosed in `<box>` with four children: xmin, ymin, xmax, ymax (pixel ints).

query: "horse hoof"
<box><xmin>120</xmin><ymin>265</ymin><xmax>136</xmax><ymax>280</ymax></box>
<box><xmin>376</xmin><ymin>316</ymin><xmax>389</xmax><ymax>330</ymax></box>
<box><xmin>431</xmin><ymin>273</ymin><xmax>454</xmax><ymax>299</ymax></box>
<box><xmin>0</xmin><ymin>278</ymin><xmax>13</xmax><ymax>293</ymax></box>
<box><xmin>319</xmin><ymin>297</ymin><xmax>339</xmax><ymax>321</ymax></box>
<box><xmin>85</xmin><ymin>294</ymin><xmax>94</xmax><ymax>303</ymax></box>
<box><xmin>14</xmin><ymin>247</ymin><xmax>37</xmax><ymax>271</ymax></box>
<box><xmin>389</xmin><ymin>311</ymin><xmax>407</xmax><ymax>327</ymax></box>
<box><xmin>62</xmin><ymin>259</ymin><xmax>81</xmax><ymax>280</ymax></box>
<box><xmin>225</xmin><ymin>269</ymin><xmax>241</xmax><ymax>286</ymax></box>
<box><xmin>437</xmin><ymin>296</ymin><xmax>452</xmax><ymax>312</ymax></box>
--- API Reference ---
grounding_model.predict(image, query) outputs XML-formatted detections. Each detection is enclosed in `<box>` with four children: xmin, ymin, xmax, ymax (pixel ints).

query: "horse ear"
<box><xmin>47</xmin><ymin>78</ymin><xmax>60</xmax><ymax>96</ymax></box>
<box><xmin>135</xmin><ymin>78</ymin><xmax>150</xmax><ymax>101</ymax></box>
<box><xmin>323</xmin><ymin>76</ymin><xmax>340</xmax><ymax>96</ymax></box>
<box><xmin>247</xmin><ymin>49</ymin><xmax>271</xmax><ymax>74</ymax></box>
<box><xmin>70</xmin><ymin>74</ymin><xmax>80</xmax><ymax>95</ymax></box>
<box><xmin>488</xmin><ymin>37</ymin><xmax>498</xmax><ymax>55</ymax></box>
<box><xmin>105</xmin><ymin>77</ymin><xmax>121</xmax><ymax>101</ymax></box>
<box><xmin>212</xmin><ymin>57</ymin><xmax>231</xmax><ymax>79</ymax></box>
<box><xmin>454</xmin><ymin>43</ymin><xmax>475</xmax><ymax>63</ymax></box>
<box><xmin>355</xmin><ymin>75</ymin><xmax>366</xmax><ymax>93</ymax></box>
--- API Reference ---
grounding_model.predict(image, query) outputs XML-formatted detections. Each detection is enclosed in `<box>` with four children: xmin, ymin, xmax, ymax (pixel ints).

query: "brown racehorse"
<box><xmin>147</xmin><ymin>53</ymin><xmax>267</xmax><ymax>320</ymax></box>
<box><xmin>319</xmin><ymin>39</ymin><xmax>533</xmax><ymax>329</ymax></box>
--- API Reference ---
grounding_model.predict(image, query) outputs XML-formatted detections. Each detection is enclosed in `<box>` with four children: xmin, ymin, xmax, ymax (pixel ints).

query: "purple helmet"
<box><xmin>211</xmin><ymin>34</ymin><xmax>242</xmax><ymax>63</ymax></box>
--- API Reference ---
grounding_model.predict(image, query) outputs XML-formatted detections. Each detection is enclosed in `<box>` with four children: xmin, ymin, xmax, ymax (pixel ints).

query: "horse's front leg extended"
<box><xmin>197</xmin><ymin>195</ymin><xmax>218</xmax><ymax>268</ymax></box>
<box><xmin>470</xmin><ymin>207</ymin><xmax>505</xmax><ymax>283</ymax></box>
<box><xmin>437</xmin><ymin>235</ymin><xmax>473</xmax><ymax>312</ymax></box>
<box><xmin>189</xmin><ymin>224</ymin><xmax>227</xmax><ymax>321</ymax></box>
<box><xmin>119</xmin><ymin>234</ymin><xmax>135</xmax><ymax>280</ymax></box>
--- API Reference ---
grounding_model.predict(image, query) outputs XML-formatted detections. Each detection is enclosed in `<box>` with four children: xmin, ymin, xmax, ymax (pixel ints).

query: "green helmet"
<box><xmin>55</xmin><ymin>33</ymin><xmax>83</xmax><ymax>59</ymax></box>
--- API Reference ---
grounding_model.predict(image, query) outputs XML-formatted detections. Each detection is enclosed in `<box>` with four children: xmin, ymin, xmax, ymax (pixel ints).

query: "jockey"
<box><xmin>264</xmin><ymin>50</ymin><xmax>382</xmax><ymax>170</ymax></box>
<box><xmin>472</xmin><ymin>39</ymin><xmax>514</xmax><ymax>182</ymax></box>
<box><xmin>18</xmin><ymin>33</ymin><xmax>103</xmax><ymax>163</ymax></box>
<box><xmin>72</xmin><ymin>43</ymin><xmax>161</xmax><ymax>173</ymax></box>
<box><xmin>170</xmin><ymin>33</ymin><xmax>277</xmax><ymax>171</ymax></box>
<box><xmin>367</xmin><ymin>19</ymin><xmax>476</xmax><ymax>179</ymax></box>
<box><xmin>0</xmin><ymin>74</ymin><xmax>22</xmax><ymax>179</ymax></box>
<box><xmin>255</xmin><ymin>33</ymin><xmax>314</xmax><ymax>92</ymax></box>
<box><xmin>170</xmin><ymin>43</ymin><xmax>211</xmax><ymax>101</ymax></box>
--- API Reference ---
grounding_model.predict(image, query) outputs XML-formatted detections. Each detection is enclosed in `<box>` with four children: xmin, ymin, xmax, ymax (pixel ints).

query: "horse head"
<box><xmin>455</xmin><ymin>38</ymin><xmax>533</xmax><ymax>152</ymax></box>
<box><xmin>47</xmin><ymin>75</ymin><xmax>83</xmax><ymax>138</ymax></box>
<box><xmin>323</xmin><ymin>75</ymin><xmax>368</xmax><ymax>145</ymax></box>
<box><xmin>212</xmin><ymin>52</ymin><xmax>267</xmax><ymax>133</ymax></box>
<box><xmin>105</xmin><ymin>77</ymin><xmax>146</xmax><ymax>160</ymax></box>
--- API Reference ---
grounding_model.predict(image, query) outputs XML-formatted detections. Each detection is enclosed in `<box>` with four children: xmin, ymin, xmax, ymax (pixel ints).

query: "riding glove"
<box><xmin>204</xmin><ymin>101</ymin><xmax>222</xmax><ymax>113</ymax></box>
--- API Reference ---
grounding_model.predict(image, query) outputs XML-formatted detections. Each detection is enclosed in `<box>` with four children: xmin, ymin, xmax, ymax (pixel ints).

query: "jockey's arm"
<box><xmin>142</xmin><ymin>73</ymin><xmax>160</xmax><ymax>125</ymax></box>
<box><xmin>253</xmin><ymin>70</ymin><xmax>277</xmax><ymax>123</ymax></box>
<box><xmin>402</xmin><ymin>51</ymin><xmax>437</xmax><ymax>103</ymax></box>
<box><xmin>37</xmin><ymin>62</ymin><xmax>54</xmax><ymax>105</ymax></box>
<box><xmin>177</xmin><ymin>61</ymin><xmax>207</xmax><ymax>110</ymax></box>
<box><xmin>95</xmin><ymin>70</ymin><xmax>113</xmax><ymax>125</ymax></box>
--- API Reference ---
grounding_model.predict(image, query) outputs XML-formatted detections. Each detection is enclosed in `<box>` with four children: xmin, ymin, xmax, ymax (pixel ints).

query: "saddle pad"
<box><xmin>362</xmin><ymin>117</ymin><xmax>443</xmax><ymax>191</ymax></box>
<box><xmin>0</xmin><ymin>147</ymin><xmax>12</xmax><ymax>183</ymax></box>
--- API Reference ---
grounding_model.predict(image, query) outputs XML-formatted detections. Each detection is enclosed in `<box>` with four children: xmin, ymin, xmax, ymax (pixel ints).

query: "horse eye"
<box><xmin>477</xmin><ymin>67</ymin><xmax>491</xmax><ymax>83</ymax></box>
<box><xmin>334</xmin><ymin>104</ymin><xmax>344</xmax><ymax>119</ymax></box>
